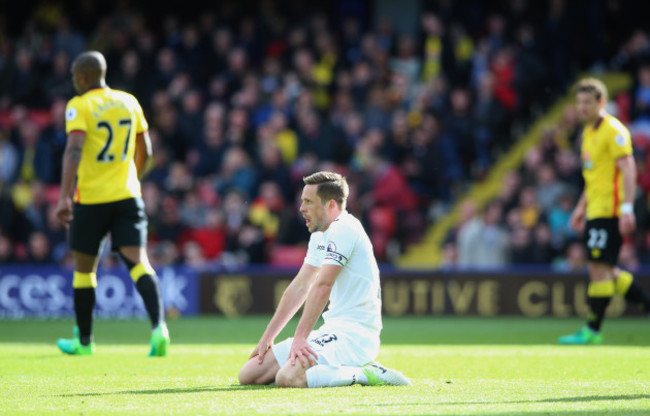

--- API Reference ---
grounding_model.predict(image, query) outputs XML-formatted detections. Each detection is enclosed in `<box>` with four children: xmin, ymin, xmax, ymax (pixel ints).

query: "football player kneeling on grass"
<box><xmin>238</xmin><ymin>172</ymin><xmax>411</xmax><ymax>388</ymax></box>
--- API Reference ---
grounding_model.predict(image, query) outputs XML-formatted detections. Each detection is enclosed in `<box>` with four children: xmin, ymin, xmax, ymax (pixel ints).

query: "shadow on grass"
<box><xmin>355</xmin><ymin>394</ymin><xmax>650</xmax><ymax>408</ymax></box>
<box><xmin>59</xmin><ymin>384</ymin><xmax>273</xmax><ymax>397</ymax></box>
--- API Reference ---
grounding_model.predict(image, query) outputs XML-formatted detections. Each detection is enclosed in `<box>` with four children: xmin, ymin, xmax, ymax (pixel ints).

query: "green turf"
<box><xmin>1</xmin><ymin>317</ymin><xmax>649</xmax><ymax>415</ymax></box>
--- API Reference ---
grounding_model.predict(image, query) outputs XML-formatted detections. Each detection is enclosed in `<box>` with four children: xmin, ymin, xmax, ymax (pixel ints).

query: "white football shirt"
<box><xmin>304</xmin><ymin>210</ymin><xmax>382</xmax><ymax>335</ymax></box>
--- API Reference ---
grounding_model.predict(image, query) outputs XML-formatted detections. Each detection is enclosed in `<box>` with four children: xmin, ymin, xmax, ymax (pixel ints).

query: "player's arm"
<box><xmin>56</xmin><ymin>131</ymin><xmax>85</xmax><ymax>227</ymax></box>
<box><xmin>569</xmin><ymin>191</ymin><xmax>587</xmax><ymax>232</ymax></box>
<box><xmin>617</xmin><ymin>154</ymin><xmax>637</xmax><ymax>235</ymax></box>
<box><xmin>251</xmin><ymin>263</ymin><xmax>320</xmax><ymax>363</ymax></box>
<box><xmin>290</xmin><ymin>264</ymin><xmax>342</xmax><ymax>367</ymax></box>
<box><xmin>134</xmin><ymin>130</ymin><xmax>153</xmax><ymax>178</ymax></box>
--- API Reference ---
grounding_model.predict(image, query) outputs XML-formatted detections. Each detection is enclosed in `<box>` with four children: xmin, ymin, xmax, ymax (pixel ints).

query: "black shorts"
<box><xmin>583</xmin><ymin>218</ymin><xmax>622</xmax><ymax>265</ymax></box>
<box><xmin>70</xmin><ymin>197</ymin><xmax>148</xmax><ymax>256</ymax></box>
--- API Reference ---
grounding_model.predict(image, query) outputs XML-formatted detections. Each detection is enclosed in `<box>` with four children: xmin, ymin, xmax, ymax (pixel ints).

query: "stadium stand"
<box><xmin>1</xmin><ymin>1</ymin><xmax>649</xmax><ymax>269</ymax></box>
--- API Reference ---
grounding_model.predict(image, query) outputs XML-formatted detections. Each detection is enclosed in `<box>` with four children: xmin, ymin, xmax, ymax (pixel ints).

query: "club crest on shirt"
<box><xmin>615</xmin><ymin>134</ymin><xmax>626</xmax><ymax>146</ymax></box>
<box><xmin>65</xmin><ymin>107</ymin><xmax>77</xmax><ymax>121</ymax></box>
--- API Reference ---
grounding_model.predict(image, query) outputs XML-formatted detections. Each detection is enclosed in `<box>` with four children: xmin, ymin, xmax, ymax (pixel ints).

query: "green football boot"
<box><xmin>558</xmin><ymin>326</ymin><xmax>603</xmax><ymax>345</ymax></box>
<box><xmin>362</xmin><ymin>362</ymin><xmax>412</xmax><ymax>386</ymax></box>
<box><xmin>57</xmin><ymin>326</ymin><xmax>95</xmax><ymax>355</ymax></box>
<box><xmin>149</xmin><ymin>323</ymin><xmax>170</xmax><ymax>357</ymax></box>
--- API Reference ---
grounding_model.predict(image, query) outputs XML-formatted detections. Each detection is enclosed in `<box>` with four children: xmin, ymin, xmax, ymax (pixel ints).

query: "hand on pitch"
<box><xmin>56</xmin><ymin>197</ymin><xmax>73</xmax><ymax>228</ymax></box>
<box><xmin>619</xmin><ymin>212</ymin><xmax>636</xmax><ymax>236</ymax></box>
<box><xmin>289</xmin><ymin>338</ymin><xmax>317</xmax><ymax>368</ymax></box>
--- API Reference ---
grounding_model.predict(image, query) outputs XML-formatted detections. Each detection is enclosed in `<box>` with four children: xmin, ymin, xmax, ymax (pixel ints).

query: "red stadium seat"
<box><xmin>368</xmin><ymin>206</ymin><xmax>397</xmax><ymax>237</ymax></box>
<box><xmin>269</xmin><ymin>245</ymin><xmax>307</xmax><ymax>266</ymax></box>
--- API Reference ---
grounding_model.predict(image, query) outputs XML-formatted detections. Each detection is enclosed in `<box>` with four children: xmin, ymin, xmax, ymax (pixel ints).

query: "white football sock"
<box><xmin>306</xmin><ymin>365</ymin><xmax>369</xmax><ymax>388</ymax></box>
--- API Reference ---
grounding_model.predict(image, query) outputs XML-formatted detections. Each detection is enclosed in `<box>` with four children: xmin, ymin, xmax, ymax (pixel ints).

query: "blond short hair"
<box><xmin>575</xmin><ymin>77</ymin><xmax>608</xmax><ymax>102</ymax></box>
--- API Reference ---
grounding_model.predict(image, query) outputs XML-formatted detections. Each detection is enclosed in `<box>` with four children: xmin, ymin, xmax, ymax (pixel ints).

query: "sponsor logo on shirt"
<box><xmin>325</xmin><ymin>241</ymin><xmax>347</xmax><ymax>265</ymax></box>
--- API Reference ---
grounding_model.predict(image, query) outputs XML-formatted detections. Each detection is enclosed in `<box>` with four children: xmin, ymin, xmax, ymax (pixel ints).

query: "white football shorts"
<box><xmin>271</xmin><ymin>322</ymin><xmax>380</xmax><ymax>368</ymax></box>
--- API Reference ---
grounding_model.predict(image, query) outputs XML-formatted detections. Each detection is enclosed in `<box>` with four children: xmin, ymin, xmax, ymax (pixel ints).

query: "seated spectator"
<box><xmin>0</xmin><ymin>136</ymin><xmax>19</xmax><ymax>185</ymax></box>
<box><xmin>26</xmin><ymin>231</ymin><xmax>53</xmax><ymax>264</ymax></box>
<box><xmin>0</xmin><ymin>234</ymin><xmax>16</xmax><ymax>264</ymax></box>
<box><xmin>215</xmin><ymin>145</ymin><xmax>256</xmax><ymax>199</ymax></box>
<box><xmin>16</xmin><ymin>120</ymin><xmax>54</xmax><ymax>184</ymax></box>
<box><xmin>189</xmin><ymin>208</ymin><xmax>227</xmax><ymax>260</ymax></box>
<box><xmin>552</xmin><ymin>240</ymin><xmax>588</xmax><ymax>273</ymax></box>
<box><xmin>182</xmin><ymin>241</ymin><xmax>207</xmax><ymax>268</ymax></box>
<box><xmin>249</xmin><ymin>180</ymin><xmax>285</xmax><ymax>241</ymax></box>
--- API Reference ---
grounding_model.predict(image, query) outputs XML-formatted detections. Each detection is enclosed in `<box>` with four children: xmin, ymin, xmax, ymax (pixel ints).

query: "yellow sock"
<box><xmin>72</xmin><ymin>271</ymin><xmax>97</xmax><ymax>288</ymax></box>
<box><xmin>614</xmin><ymin>270</ymin><xmax>634</xmax><ymax>296</ymax></box>
<box><xmin>587</xmin><ymin>280</ymin><xmax>615</xmax><ymax>297</ymax></box>
<box><xmin>129</xmin><ymin>261</ymin><xmax>156</xmax><ymax>282</ymax></box>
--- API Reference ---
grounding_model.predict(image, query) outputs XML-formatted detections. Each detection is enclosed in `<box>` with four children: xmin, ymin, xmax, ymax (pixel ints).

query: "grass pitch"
<box><xmin>0</xmin><ymin>316</ymin><xmax>649</xmax><ymax>415</ymax></box>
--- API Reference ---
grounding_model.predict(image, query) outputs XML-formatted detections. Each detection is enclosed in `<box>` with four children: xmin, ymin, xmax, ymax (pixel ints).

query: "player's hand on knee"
<box><xmin>251</xmin><ymin>335</ymin><xmax>274</xmax><ymax>364</ymax></box>
<box><xmin>289</xmin><ymin>338</ymin><xmax>317</xmax><ymax>368</ymax></box>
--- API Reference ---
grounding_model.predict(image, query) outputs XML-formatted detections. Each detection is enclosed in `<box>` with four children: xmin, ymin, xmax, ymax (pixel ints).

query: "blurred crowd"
<box><xmin>447</xmin><ymin>30</ymin><xmax>650</xmax><ymax>272</ymax></box>
<box><xmin>0</xmin><ymin>0</ymin><xmax>649</xmax><ymax>269</ymax></box>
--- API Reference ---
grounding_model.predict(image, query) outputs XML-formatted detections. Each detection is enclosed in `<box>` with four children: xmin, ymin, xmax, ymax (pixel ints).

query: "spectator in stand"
<box><xmin>16</xmin><ymin>120</ymin><xmax>54</xmax><ymax>184</ymax></box>
<box><xmin>215</xmin><ymin>145</ymin><xmax>256</xmax><ymax>200</ymax></box>
<box><xmin>109</xmin><ymin>50</ymin><xmax>147</xmax><ymax>102</ymax></box>
<box><xmin>445</xmin><ymin>87</ymin><xmax>478</xmax><ymax>177</ymax></box>
<box><xmin>0</xmin><ymin>233</ymin><xmax>17</xmax><ymax>263</ymax></box>
<box><xmin>149</xmin><ymin>240</ymin><xmax>180</xmax><ymax>268</ymax></box>
<box><xmin>517</xmin><ymin>186</ymin><xmax>541</xmax><ymax>229</ymax></box>
<box><xmin>22</xmin><ymin>181</ymin><xmax>49</xmax><ymax>235</ymax></box>
<box><xmin>249</xmin><ymin>180</ymin><xmax>285</xmax><ymax>242</ymax></box>
<box><xmin>536</xmin><ymin>163</ymin><xmax>567</xmax><ymax>214</ymax></box>
<box><xmin>473</xmin><ymin>72</ymin><xmax>508</xmax><ymax>154</ymax></box>
<box><xmin>179</xmin><ymin>190</ymin><xmax>208</xmax><ymax>229</ymax></box>
<box><xmin>2</xmin><ymin>2</ymin><xmax>649</xmax><ymax>267</ymax></box>
<box><xmin>553</xmin><ymin>240</ymin><xmax>588</xmax><ymax>273</ymax></box>
<box><xmin>0</xmin><ymin>135</ymin><xmax>19</xmax><ymax>185</ymax></box>
<box><xmin>510</xmin><ymin>226</ymin><xmax>535</xmax><ymax>264</ymax></box>
<box><xmin>5</xmin><ymin>48</ymin><xmax>44</xmax><ymax>108</ymax></box>
<box><xmin>182</xmin><ymin>241</ymin><xmax>207</xmax><ymax>268</ymax></box>
<box><xmin>39</xmin><ymin>98</ymin><xmax>68</xmax><ymax>184</ymax></box>
<box><xmin>548</xmin><ymin>192</ymin><xmax>578</xmax><ymax>249</ymax></box>
<box><xmin>630</xmin><ymin>64</ymin><xmax>650</xmax><ymax>138</ymax></box>
<box><xmin>43</xmin><ymin>51</ymin><xmax>75</xmax><ymax>104</ymax></box>
<box><xmin>26</xmin><ymin>231</ymin><xmax>53</xmax><ymax>264</ymax></box>
<box><xmin>456</xmin><ymin>200</ymin><xmax>509</xmax><ymax>268</ymax></box>
<box><xmin>531</xmin><ymin>222</ymin><xmax>556</xmax><ymax>264</ymax></box>
<box><xmin>190</xmin><ymin>208</ymin><xmax>227</xmax><ymax>261</ymax></box>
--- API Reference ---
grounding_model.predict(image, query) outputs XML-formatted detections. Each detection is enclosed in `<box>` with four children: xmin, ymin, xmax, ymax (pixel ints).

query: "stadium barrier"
<box><xmin>0</xmin><ymin>265</ymin><xmax>198</xmax><ymax>319</ymax></box>
<box><xmin>1</xmin><ymin>266</ymin><xmax>648</xmax><ymax>318</ymax></box>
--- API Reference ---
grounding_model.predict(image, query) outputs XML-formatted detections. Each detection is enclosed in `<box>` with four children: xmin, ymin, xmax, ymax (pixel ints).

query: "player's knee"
<box><xmin>275</xmin><ymin>366</ymin><xmax>306</xmax><ymax>388</ymax></box>
<box><xmin>238</xmin><ymin>363</ymin><xmax>257</xmax><ymax>385</ymax></box>
<box><xmin>275</xmin><ymin>370</ymin><xmax>292</xmax><ymax>388</ymax></box>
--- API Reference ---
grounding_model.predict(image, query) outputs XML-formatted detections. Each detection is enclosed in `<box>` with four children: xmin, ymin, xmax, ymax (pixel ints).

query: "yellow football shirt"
<box><xmin>580</xmin><ymin>114</ymin><xmax>633</xmax><ymax>219</ymax></box>
<box><xmin>65</xmin><ymin>87</ymin><xmax>148</xmax><ymax>204</ymax></box>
